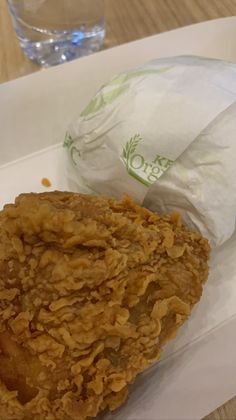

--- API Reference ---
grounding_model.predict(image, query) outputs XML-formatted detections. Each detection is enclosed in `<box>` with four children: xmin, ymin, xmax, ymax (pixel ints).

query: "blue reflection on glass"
<box><xmin>72</xmin><ymin>31</ymin><xmax>85</xmax><ymax>45</ymax></box>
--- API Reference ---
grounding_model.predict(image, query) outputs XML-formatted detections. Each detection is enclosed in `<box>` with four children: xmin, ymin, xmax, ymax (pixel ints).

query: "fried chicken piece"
<box><xmin>0</xmin><ymin>192</ymin><xmax>210</xmax><ymax>419</ymax></box>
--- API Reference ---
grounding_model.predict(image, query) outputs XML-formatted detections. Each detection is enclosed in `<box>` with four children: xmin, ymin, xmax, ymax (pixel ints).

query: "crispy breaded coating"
<box><xmin>0</xmin><ymin>192</ymin><xmax>210</xmax><ymax>419</ymax></box>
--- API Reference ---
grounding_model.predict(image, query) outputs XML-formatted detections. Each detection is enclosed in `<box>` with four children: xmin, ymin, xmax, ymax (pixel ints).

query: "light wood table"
<box><xmin>0</xmin><ymin>0</ymin><xmax>236</xmax><ymax>418</ymax></box>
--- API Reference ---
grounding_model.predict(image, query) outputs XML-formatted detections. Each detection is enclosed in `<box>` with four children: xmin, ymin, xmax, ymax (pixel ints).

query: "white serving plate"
<box><xmin>1</xmin><ymin>17</ymin><xmax>236</xmax><ymax>419</ymax></box>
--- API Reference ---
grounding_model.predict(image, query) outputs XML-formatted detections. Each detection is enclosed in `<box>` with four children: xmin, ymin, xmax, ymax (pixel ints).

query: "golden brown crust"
<box><xmin>0</xmin><ymin>192</ymin><xmax>210</xmax><ymax>419</ymax></box>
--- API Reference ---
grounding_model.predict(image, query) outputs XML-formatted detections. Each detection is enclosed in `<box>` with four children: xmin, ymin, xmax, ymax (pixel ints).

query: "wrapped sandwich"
<box><xmin>65</xmin><ymin>56</ymin><xmax>236</xmax><ymax>247</ymax></box>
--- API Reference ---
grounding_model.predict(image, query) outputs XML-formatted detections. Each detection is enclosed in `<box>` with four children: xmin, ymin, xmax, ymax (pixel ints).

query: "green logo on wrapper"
<box><xmin>64</xmin><ymin>132</ymin><xmax>173</xmax><ymax>187</ymax></box>
<box><xmin>63</xmin><ymin>133</ymin><xmax>80</xmax><ymax>165</ymax></box>
<box><xmin>122</xmin><ymin>134</ymin><xmax>173</xmax><ymax>187</ymax></box>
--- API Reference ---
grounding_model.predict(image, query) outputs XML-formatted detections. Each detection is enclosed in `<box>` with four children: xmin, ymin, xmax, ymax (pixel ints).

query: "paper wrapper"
<box><xmin>65</xmin><ymin>56</ymin><xmax>236</xmax><ymax>247</ymax></box>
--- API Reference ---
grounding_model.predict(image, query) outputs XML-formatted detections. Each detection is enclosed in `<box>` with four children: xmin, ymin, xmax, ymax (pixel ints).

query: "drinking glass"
<box><xmin>7</xmin><ymin>0</ymin><xmax>105</xmax><ymax>67</ymax></box>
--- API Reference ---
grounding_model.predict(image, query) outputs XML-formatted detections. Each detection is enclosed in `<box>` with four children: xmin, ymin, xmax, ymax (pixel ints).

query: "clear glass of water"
<box><xmin>7</xmin><ymin>0</ymin><xmax>105</xmax><ymax>67</ymax></box>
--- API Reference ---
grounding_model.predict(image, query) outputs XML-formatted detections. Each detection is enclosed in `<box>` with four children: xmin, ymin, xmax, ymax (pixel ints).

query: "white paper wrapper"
<box><xmin>65</xmin><ymin>56</ymin><xmax>236</xmax><ymax>247</ymax></box>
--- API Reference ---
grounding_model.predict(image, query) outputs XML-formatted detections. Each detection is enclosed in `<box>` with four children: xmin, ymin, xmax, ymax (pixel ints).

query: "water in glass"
<box><xmin>7</xmin><ymin>0</ymin><xmax>105</xmax><ymax>67</ymax></box>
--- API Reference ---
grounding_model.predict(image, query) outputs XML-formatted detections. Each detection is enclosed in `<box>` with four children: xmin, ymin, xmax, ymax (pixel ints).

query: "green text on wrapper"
<box><xmin>122</xmin><ymin>134</ymin><xmax>173</xmax><ymax>187</ymax></box>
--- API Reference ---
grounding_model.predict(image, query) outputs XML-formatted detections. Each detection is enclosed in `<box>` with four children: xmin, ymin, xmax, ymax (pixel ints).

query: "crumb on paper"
<box><xmin>41</xmin><ymin>177</ymin><xmax>52</xmax><ymax>188</ymax></box>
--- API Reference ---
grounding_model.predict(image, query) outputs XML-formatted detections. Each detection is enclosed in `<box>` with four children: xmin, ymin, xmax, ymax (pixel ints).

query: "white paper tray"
<box><xmin>1</xmin><ymin>17</ymin><xmax>236</xmax><ymax>419</ymax></box>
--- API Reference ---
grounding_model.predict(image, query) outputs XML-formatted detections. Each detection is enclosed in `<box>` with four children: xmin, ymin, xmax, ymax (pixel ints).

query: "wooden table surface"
<box><xmin>0</xmin><ymin>0</ymin><xmax>236</xmax><ymax>418</ymax></box>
